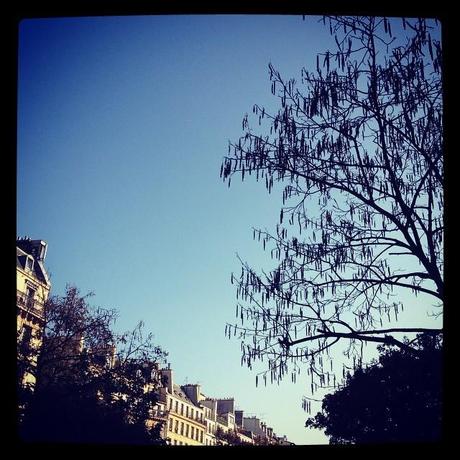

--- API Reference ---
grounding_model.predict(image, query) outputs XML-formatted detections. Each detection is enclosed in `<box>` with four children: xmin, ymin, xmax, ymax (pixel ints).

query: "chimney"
<box><xmin>216</xmin><ymin>398</ymin><xmax>235</xmax><ymax>415</ymax></box>
<box><xmin>235</xmin><ymin>410</ymin><xmax>244</xmax><ymax>427</ymax></box>
<box><xmin>39</xmin><ymin>240</ymin><xmax>47</xmax><ymax>261</ymax></box>
<box><xmin>161</xmin><ymin>368</ymin><xmax>174</xmax><ymax>393</ymax></box>
<box><xmin>182</xmin><ymin>384</ymin><xmax>201</xmax><ymax>405</ymax></box>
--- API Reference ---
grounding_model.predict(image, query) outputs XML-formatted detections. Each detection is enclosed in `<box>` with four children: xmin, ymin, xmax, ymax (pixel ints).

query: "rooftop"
<box><xmin>173</xmin><ymin>384</ymin><xmax>202</xmax><ymax>408</ymax></box>
<box><xmin>16</xmin><ymin>240</ymin><xmax>50</xmax><ymax>286</ymax></box>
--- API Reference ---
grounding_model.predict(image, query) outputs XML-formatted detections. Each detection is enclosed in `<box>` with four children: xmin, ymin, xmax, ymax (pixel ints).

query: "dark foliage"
<box><xmin>215</xmin><ymin>426</ymin><xmax>252</xmax><ymax>446</ymax></box>
<box><xmin>18</xmin><ymin>285</ymin><xmax>167</xmax><ymax>445</ymax></box>
<box><xmin>305</xmin><ymin>334</ymin><xmax>442</xmax><ymax>444</ymax></box>
<box><xmin>19</xmin><ymin>385</ymin><xmax>160</xmax><ymax>445</ymax></box>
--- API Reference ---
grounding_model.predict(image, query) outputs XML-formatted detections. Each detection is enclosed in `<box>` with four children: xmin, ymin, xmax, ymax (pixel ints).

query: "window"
<box><xmin>19</xmin><ymin>325</ymin><xmax>33</xmax><ymax>345</ymax></box>
<box><xmin>169</xmin><ymin>398</ymin><xmax>173</xmax><ymax>410</ymax></box>
<box><xmin>180</xmin><ymin>403</ymin><xmax>184</xmax><ymax>415</ymax></box>
<box><xmin>25</xmin><ymin>257</ymin><xmax>34</xmax><ymax>271</ymax></box>
<box><xmin>25</xmin><ymin>286</ymin><xmax>36</xmax><ymax>309</ymax></box>
<box><xmin>169</xmin><ymin>419</ymin><xmax>173</xmax><ymax>431</ymax></box>
<box><xmin>191</xmin><ymin>408</ymin><xmax>194</xmax><ymax>419</ymax></box>
<box><xmin>186</xmin><ymin>424</ymin><xmax>189</xmax><ymax>438</ymax></box>
<box><xmin>175</xmin><ymin>401</ymin><xmax>179</xmax><ymax>413</ymax></box>
<box><xmin>200</xmin><ymin>431</ymin><xmax>204</xmax><ymax>443</ymax></box>
<box><xmin>175</xmin><ymin>420</ymin><xmax>179</xmax><ymax>433</ymax></box>
<box><xmin>186</xmin><ymin>406</ymin><xmax>189</xmax><ymax>417</ymax></box>
<box><xmin>180</xmin><ymin>422</ymin><xmax>184</xmax><ymax>435</ymax></box>
<box><xmin>191</xmin><ymin>426</ymin><xmax>195</xmax><ymax>439</ymax></box>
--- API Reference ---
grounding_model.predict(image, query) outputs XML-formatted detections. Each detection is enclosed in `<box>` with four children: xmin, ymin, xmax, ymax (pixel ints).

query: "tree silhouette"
<box><xmin>305</xmin><ymin>333</ymin><xmax>442</xmax><ymax>444</ymax></box>
<box><xmin>18</xmin><ymin>285</ymin><xmax>168</xmax><ymax>445</ymax></box>
<box><xmin>220</xmin><ymin>16</ymin><xmax>443</xmax><ymax>398</ymax></box>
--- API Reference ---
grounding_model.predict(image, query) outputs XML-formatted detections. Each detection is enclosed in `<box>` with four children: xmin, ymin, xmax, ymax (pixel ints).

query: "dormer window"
<box><xmin>25</xmin><ymin>256</ymin><xmax>34</xmax><ymax>272</ymax></box>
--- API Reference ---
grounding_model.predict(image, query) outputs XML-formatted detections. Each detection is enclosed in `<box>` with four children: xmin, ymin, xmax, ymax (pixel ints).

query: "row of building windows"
<box><xmin>171</xmin><ymin>439</ymin><xmax>217</xmax><ymax>446</ymax></box>
<box><xmin>168</xmin><ymin>432</ymin><xmax>216</xmax><ymax>446</ymax></box>
<box><xmin>206</xmin><ymin>420</ymin><xmax>216</xmax><ymax>434</ymax></box>
<box><xmin>168</xmin><ymin>418</ymin><xmax>204</xmax><ymax>443</ymax></box>
<box><xmin>169</xmin><ymin>398</ymin><xmax>204</xmax><ymax>422</ymax></box>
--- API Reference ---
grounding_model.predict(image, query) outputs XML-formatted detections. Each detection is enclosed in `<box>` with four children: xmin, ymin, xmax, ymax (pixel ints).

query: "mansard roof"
<box><xmin>17</xmin><ymin>242</ymin><xmax>50</xmax><ymax>286</ymax></box>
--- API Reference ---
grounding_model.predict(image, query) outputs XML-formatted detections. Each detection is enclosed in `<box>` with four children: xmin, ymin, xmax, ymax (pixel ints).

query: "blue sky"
<box><xmin>17</xmin><ymin>15</ymin><xmax>442</xmax><ymax>445</ymax></box>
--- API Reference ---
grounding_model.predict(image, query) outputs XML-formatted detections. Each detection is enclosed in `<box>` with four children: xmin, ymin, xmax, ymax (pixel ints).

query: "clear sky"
<box><xmin>17</xmin><ymin>14</ymin><xmax>441</xmax><ymax>445</ymax></box>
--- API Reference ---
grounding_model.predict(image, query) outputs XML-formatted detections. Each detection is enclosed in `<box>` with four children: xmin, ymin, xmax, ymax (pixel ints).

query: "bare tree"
<box><xmin>220</xmin><ymin>16</ymin><xmax>443</xmax><ymax>403</ymax></box>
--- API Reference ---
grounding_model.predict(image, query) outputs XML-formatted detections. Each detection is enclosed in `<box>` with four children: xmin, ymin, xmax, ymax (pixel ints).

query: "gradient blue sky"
<box><xmin>17</xmin><ymin>15</ymin><xmax>442</xmax><ymax>445</ymax></box>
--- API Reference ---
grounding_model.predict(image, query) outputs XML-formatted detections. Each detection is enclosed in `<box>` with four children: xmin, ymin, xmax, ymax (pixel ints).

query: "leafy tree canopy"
<box><xmin>18</xmin><ymin>285</ymin><xmax>167</xmax><ymax>445</ymax></box>
<box><xmin>305</xmin><ymin>333</ymin><xmax>442</xmax><ymax>444</ymax></box>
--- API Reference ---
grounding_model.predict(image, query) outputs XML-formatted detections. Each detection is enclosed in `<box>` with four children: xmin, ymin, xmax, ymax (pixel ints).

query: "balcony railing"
<box><xmin>17</xmin><ymin>290</ymin><xmax>44</xmax><ymax>319</ymax></box>
<box><xmin>168</xmin><ymin>406</ymin><xmax>207</xmax><ymax>426</ymax></box>
<box><xmin>151</xmin><ymin>408</ymin><xmax>169</xmax><ymax>420</ymax></box>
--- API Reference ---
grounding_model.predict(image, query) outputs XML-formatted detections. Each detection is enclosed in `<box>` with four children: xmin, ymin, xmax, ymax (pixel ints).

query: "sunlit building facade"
<box><xmin>157</xmin><ymin>368</ymin><xmax>207</xmax><ymax>446</ymax></box>
<box><xmin>153</xmin><ymin>367</ymin><xmax>292</xmax><ymax>446</ymax></box>
<box><xmin>17</xmin><ymin>238</ymin><xmax>51</xmax><ymax>388</ymax></box>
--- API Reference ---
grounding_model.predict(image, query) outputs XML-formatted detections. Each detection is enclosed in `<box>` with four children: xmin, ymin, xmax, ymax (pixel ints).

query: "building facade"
<box><xmin>16</xmin><ymin>239</ymin><xmax>291</xmax><ymax>446</ymax></box>
<box><xmin>157</xmin><ymin>369</ymin><xmax>207</xmax><ymax>446</ymax></box>
<box><xmin>152</xmin><ymin>367</ymin><xmax>292</xmax><ymax>446</ymax></box>
<box><xmin>201</xmin><ymin>397</ymin><xmax>218</xmax><ymax>445</ymax></box>
<box><xmin>17</xmin><ymin>238</ymin><xmax>51</xmax><ymax>388</ymax></box>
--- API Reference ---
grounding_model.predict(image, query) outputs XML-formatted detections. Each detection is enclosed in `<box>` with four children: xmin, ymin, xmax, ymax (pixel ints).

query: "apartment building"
<box><xmin>153</xmin><ymin>367</ymin><xmax>292</xmax><ymax>446</ymax></box>
<box><xmin>157</xmin><ymin>368</ymin><xmax>207</xmax><ymax>446</ymax></box>
<box><xmin>17</xmin><ymin>238</ymin><xmax>51</xmax><ymax>388</ymax></box>
<box><xmin>239</xmin><ymin>414</ymin><xmax>279</xmax><ymax>445</ymax></box>
<box><xmin>200</xmin><ymin>397</ymin><xmax>218</xmax><ymax>445</ymax></box>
